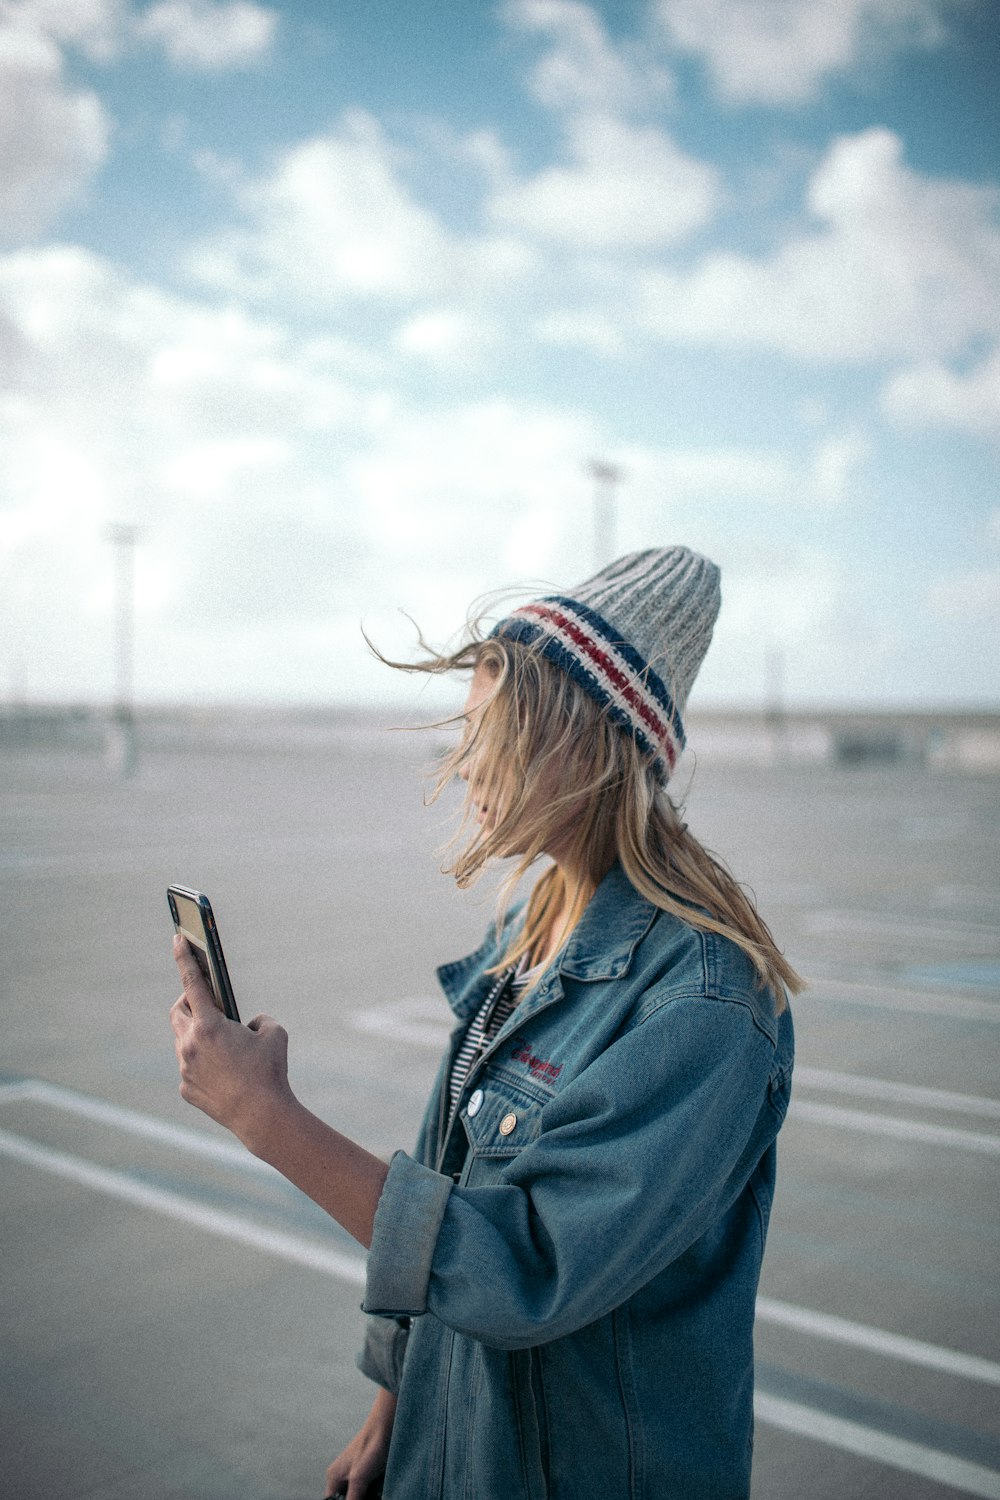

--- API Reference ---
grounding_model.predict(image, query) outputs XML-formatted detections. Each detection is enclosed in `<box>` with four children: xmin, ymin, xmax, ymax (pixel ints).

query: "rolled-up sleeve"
<box><xmin>363</xmin><ymin>993</ymin><xmax>777</xmax><ymax>1347</ymax></box>
<box><xmin>364</xmin><ymin>1149</ymin><xmax>454</xmax><ymax>1316</ymax></box>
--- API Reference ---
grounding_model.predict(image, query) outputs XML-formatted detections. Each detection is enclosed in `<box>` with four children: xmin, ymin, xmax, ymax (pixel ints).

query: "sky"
<box><xmin>1</xmin><ymin>0</ymin><xmax>998</xmax><ymax>711</ymax></box>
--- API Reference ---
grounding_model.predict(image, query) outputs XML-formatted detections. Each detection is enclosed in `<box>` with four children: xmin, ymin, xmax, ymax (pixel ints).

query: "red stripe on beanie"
<box><xmin>522</xmin><ymin>602</ymin><xmax>677</xmax><ymax>769</ymax></box>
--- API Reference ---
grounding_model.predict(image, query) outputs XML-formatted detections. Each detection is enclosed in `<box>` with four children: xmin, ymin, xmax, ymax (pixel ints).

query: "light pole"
<box><xmin>765</xmin><ymin>644</ymin><xmax>786</xmax><ymax>764</ymax></box>
<box><xmin>587</xmin><ymin>459</ymin><xmax>624</xmax><ymax>571</ymax></box>
<box><xmin>106</xmin><ymin>523</ymin><xmax>141</xmax><ymax>776</ymax></box>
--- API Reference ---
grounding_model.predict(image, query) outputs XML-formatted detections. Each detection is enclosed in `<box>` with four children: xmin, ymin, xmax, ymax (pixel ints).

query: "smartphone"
<box><xmin>167</xmin><ymin>885</ymin><xmax>240</xmax><ymax>1022</ymax></box>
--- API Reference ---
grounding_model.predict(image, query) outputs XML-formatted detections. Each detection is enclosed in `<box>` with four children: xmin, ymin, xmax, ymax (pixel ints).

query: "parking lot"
<box><xmin>2</xmin><ymin>728</ymin><xmax>998</xmax><ymax>1498</ymax></box>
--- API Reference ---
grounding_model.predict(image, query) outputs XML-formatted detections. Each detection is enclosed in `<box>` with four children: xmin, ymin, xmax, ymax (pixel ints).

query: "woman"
<box><xmin>171</xmin><ymin>547</ymin><xmax>800</xmax><ymax>1500</ymax></box>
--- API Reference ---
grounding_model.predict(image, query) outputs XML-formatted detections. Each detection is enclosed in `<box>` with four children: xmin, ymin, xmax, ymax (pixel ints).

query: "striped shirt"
<box><xmin>448</xmin><ymin>955</ymin><xmax>541</xmax><ymax>1112</ymax></box>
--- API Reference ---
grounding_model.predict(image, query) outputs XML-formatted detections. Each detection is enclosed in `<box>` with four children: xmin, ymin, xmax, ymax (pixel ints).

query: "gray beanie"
<box><xmin>492</xmin><ymin>546</ymin><xmax>721</xmax><ymax>783</ymax></box>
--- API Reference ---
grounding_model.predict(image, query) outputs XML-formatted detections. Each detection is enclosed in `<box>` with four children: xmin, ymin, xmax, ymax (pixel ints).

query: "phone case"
<box><xmin>167</xmin><ymin>885</ymin><xmax>241</xmax><ymax>1023</ymax></box>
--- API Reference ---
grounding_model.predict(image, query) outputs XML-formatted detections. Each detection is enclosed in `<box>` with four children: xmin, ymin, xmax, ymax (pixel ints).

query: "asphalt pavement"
<box><xmin>2</xmin><ymin>731</ymin><xmax>998</xmax><ymax>1499</ymax></box>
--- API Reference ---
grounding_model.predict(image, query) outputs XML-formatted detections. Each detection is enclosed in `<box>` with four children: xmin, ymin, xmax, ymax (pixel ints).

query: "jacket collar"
<box><xmin>437</xmin><ymin>862</ymin><xmax>658</xmax><ymax>1015</ymax></box>
<box><xmin>557</xmin><ymin>861</ymin><xmax>658</xmax><ymax>981</ymax></box>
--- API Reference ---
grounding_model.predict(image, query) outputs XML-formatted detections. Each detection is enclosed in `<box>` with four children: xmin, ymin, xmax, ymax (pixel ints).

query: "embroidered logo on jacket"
<box><xmin>511</xmin><ymin>1042</ymin><xmax>562</xmax><ymax>1085</ymax></box>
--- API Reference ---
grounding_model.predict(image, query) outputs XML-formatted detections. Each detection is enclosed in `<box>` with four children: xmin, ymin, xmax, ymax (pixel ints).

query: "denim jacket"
<box><xmin>359</xmin><ymin>864</ymin><xmax>794</xmax><ymax>1499</ymax></box>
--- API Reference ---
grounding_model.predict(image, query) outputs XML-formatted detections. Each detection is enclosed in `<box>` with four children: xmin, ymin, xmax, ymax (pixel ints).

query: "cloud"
<box><xmin>0</xmin><ymin>17</ymin><xmax>109</xmax><ymax>241</ymax></box>
<box><xmin>133</xmin><ymin>0</ymin><xmax>277</xmax><ymax>70</ymax></box>
<box><xmin>808</xmin><ymin>434</ymin><xmax>868</xmax><ymax>504</ymax></box>
<box><xmin>7</xmin><ymin>0</ymin><xmax>277</xmax><ymax>69</ymax></box>
<box><xmin>0</xmin><ymin>243</ymin><xmax>367</xmax><ymax>432</ymax></box>
<box><xmin>489</xmin><ymin>111</ymin><xmax>718</xmax><ymax>250</ymax></box>
<box><xmin>0</xmin><ymin>0</ymin><xmax>277</xmax><ymax>242</ymax></box>
<box><xmin>534</xmin><ymin>308</ymin><xmax>629</xmax><ymax>357</ymax></box>
<box><xmin>0</xmin><ymin>242</ymin><xmax>376</xmax><ymax>584</ymax></box>
<box><xmin>654</xmin><ymin>0</ymin><xmax>948</xmax><ymax>105</ymax></box>
<box><xmin>0</xmin><ymin>245</ymin><xmax>599</xmax><ymax>699</ymax></box>
<box><xmin>492</xmin><ymin>3</ymin><xmax>713</xmax><ymax>254</ymax></box>
<box><xmin>0</xmin><ymin>244</ymin><xmax>396</xmax><ymax>699</ymax></box>
<box><xmin>393</xmin><ymin>309</ymin><xmax>503</xmax><ymax>367</ymax></box>
<box><xmin>927</xmin><ymin>569</ymin><xmax>1000</xmax><ymax>624</ymax></box>
<box><xmin>3</xmin><ymin>0</ymin><xmax>128</xmax><ymax>62</ymax></box>
<box><xmin>502</xmin><ymin>0</ymin><xmax>671</xmax><ymax>113</ymax></box>
<box><xmin>188</xmin><ymin>112</ymin><xmax>536</xmax><ymax>305</ymax></box>
<box><xmin>348</xmin><ymin>398</ymin><xmax>600</xmax><ymax>586</ymax></box>
<box><xmin>622</xmin><ymin>432</ymin><xmax>865</xmax><ymax>515</ymax></box>
<box><xmin>718</xmin><ymin>549</ymin><xmax>841</xmax><ymax>643</ymax></box>
<box><xmin>881</xmin><ymin>347</ymin><xmax>1000</xmax><ymax>441</ymax></box>
<box><xmin>0</xmin><ymin>233</ymin><xmax>932</xmax><ymax>708</ymax></box>
<box><xmin>640</xmin><ymin>129</ymin><xmax>1000</xmax><ymax>362</ymax></box>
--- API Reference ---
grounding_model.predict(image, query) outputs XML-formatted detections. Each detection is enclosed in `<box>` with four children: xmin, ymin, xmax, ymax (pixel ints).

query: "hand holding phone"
<box><xmin>167</xmin><ymin>885</ymin><xmax>240</xmax><ymax>1022</ymax></box>
<box><xmin>169</xmin><ymin>890</ymin><xmax>287</xmax><ymax>1144</ymax></box>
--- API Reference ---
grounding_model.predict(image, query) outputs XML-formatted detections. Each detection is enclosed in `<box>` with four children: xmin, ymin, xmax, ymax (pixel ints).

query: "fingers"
<box><xmin>324</xmin><ymin>1458</ymin><xmax>381</xmax><ymax>1499</ymax></box>
<box><xmin>246</xmin><ymin>1013</ymin><xmax>282</xmax><ymax>1035</ymax></box>
<box><xmin>173</xmin><ymin>932</ymin><xmax>208</xmax><ymax>992</ymax></box>
<box><xmin>323</xmin><ymin>1461</ymin><xmax>347</xmax><ymax>1497</ymax></box>
<box><xmin>324</xmin><ymin>1454</ymin><xmax>353</xmax><ymax>1498</ymax></box>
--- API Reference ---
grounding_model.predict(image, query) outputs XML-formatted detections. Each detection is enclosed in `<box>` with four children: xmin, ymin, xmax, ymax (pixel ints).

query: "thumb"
<box><xmin>173</xmin><ymin>933</ymin><xmax>218</xmax><ymax>1014</ymax></box>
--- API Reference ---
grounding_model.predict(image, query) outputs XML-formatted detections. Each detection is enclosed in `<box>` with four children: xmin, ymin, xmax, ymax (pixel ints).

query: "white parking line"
<box><xmin>3</xmin><ymin>1117</ymin><xmax>998</xmax><ymax>1393</ymax></box>
<box><xmin>789</xmin><ymin>1100</ymin><xmax>1000</xmax><ymax>1155</ymax></box>
<box><xmin>755</xmin><ymin>1393</ymin><xmax>1000</xmax><ymax>1499</ymax></box>
<box><xmin>794</xmin><ymin>1069</ymin><xmax>1000</xmax><ymax>1120</ymax></box>
<box><xmin>0</xmin><ymin>1077</ymin><xmax>276</xmax><ymax>1174</ymax></box>
<box><xmin>803</xmin><ymin>911</ymin><xmax>997</xmax><ymax>944</ymax></box>
<box><xmin>353</xmin><ymin>981</ymin><xmax>1000</xmax><ymax>1031</ymax></box>
<box><xmin>4</xmin><ymin>1105</ymin><xmax>1000</xmax><ymax>1496</ymax></box>
<box><xmin>0</xmin><ymin>1126</ymin><xmax>367</xmax><ymax>1285</ymax></box>
<box><xmin>800</xmin><ymin>978</ymin><xmax>1000</xmax><ymax>1022</ymax></box>
<box><xmin>350</xmin><ymin>997</ymin><xmax>451</xmax><ymax>1049</ymax></box>
<box><xmin>10</xmin><ymin>1071</ymin><xmax>999</xmax><ymax>1166</ymax></box>
<box><xmin>756</xmin><ymin>1299</ymin><xmax>1000</xmax><ymax>1387</ymax></box>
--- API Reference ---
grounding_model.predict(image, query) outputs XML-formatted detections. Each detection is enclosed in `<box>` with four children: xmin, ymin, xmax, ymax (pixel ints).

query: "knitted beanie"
<box><xmin>491</xmin><ymin>546</ymin><xmax>721</xmax><ymax>784</ymax></box>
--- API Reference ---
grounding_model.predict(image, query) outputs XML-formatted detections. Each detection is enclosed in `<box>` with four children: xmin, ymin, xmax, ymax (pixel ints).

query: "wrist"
<box><xmin>238</xmin><ymin>1078</ymin><xmax>299</xmax><ymax>1160</ymax></box>
<box><xmin>374</xmin><ymin>1385</ymin><xmax>398</xmax><ymax>1416</ymax></box>
<box><xmin>369</xmin><ymin>1385</ymin><xmax>398</xmax><ymax>1435</ymax></box>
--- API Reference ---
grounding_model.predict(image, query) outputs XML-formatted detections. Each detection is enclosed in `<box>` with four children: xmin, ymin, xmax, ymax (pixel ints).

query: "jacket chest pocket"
<box><xmin>460</xmin><ymin>1078</ymin><xmax>543</xmax><ymax>1183</ymax></box>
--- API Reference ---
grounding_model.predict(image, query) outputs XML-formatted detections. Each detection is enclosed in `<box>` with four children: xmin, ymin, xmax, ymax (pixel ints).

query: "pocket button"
<box><xmin>499</xmin><ymin>1112</ymin><xmax>518</xmax><ymax>1137</ymax></box>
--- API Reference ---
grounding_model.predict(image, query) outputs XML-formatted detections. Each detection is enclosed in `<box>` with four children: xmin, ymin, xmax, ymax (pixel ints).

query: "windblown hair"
<box><xmin>380</xmin><ymin>625</ymin><xmax>803</xmax><ymax>1010</ymax></box>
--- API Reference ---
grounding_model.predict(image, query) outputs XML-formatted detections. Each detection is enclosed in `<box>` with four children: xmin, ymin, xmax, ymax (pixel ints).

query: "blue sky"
<box><xmin>1</xmin><ymin>0</ymin><xmax>998</xmax><ymax>709</ymax></box>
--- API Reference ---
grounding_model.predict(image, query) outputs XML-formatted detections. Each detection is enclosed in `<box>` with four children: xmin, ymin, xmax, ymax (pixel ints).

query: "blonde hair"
<box><xmin>384</xmin><ymin>627</ymin><xmax>803</xmax><ymax>1009</ymax></box>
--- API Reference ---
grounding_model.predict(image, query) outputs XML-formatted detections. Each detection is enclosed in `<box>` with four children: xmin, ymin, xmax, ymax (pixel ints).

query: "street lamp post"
<box><xmin>765</xmin><ymin>644</ymin><xmax>786</xmax><ymax>764</ymax></box>
<box><xmin>106</xmin><ymin>523</ymin><xmax>141</xmax><ymax>777</ymax></box>
<box><xmin>587</xmin><ymin>459</ymin><xmax>624</xmax><ymax>571</ymax></box>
